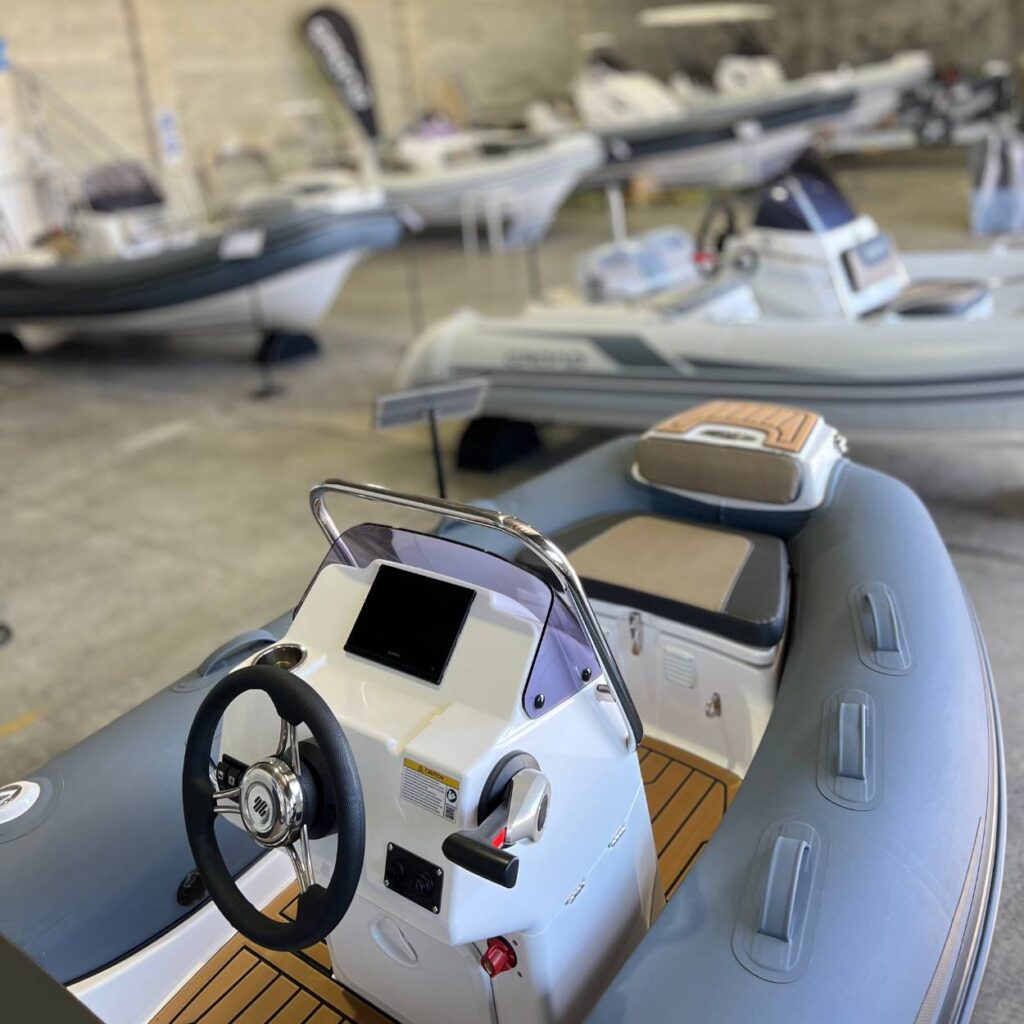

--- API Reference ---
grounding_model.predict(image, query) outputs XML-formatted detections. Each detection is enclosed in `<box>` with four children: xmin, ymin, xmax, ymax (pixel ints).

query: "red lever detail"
<box><xmin>480</xmin><ymin>936</ymin><xmax>518</xmax><ymax>977</ymax></box>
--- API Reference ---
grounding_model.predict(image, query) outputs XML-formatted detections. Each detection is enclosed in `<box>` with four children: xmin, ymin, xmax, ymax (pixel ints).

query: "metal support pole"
<box><xmin>427</xmin><ymin>409</ymin><xmax>446</xmax><ymax>499</ymax></box>
<box><xmin>403</xmin><ymin>234</ymin><xmax>425</xmax><ymax>337</ymax></box>
<box><xmin>524</xmin><ymin>243</ymin><xmax>542</xmax><ymax>300</ymax></box>
<box><xmin>604</xmin><ymin>181</ymin><xmax>628</xmax><ymax>244</ymax></box>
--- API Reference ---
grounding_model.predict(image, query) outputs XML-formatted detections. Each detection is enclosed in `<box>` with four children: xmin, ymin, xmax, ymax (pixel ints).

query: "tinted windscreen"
<box><xmin>344</xmin><ymin>564</ymin><xmax>474</xmax><ymax>684</ymax></box>
<box><xmin>755</xmin><ymin>169</ymin><xmax>857</xmax><ymax>233</ymax></box>
<box><xmin>798</xmin><ymin>171</ymin><xmax>857</xmax><ymax>230</ymax></box>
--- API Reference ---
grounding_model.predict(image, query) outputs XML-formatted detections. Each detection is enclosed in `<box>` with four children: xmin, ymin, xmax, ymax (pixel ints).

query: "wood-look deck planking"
<box><xmin>639</xmin><ymin>735</ymin><xmax>741</xmax><ymax>898</ymax></box>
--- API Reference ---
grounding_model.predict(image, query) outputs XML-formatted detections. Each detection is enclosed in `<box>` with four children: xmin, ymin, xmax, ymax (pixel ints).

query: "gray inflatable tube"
<box><xmin>0</xmin><ymin>617</ymin><xmax>291</xmax><ymax>984</ymax></box>
<box><xmin>463</xmin><ymin>436</ymin><xmax>1004</xmax><ymax>1024</ymax></box>
<box><xmin>0</xmin><ymin>437</ymin><xmax>1003</xmax><ymax>1022</ymax></box>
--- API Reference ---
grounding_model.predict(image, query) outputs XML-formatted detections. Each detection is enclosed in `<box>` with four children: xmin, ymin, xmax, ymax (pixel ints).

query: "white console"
<box><xmin>221</xmin><ymin>549</ymin><xmax>659</xmax><ymax>1024</ymax></box>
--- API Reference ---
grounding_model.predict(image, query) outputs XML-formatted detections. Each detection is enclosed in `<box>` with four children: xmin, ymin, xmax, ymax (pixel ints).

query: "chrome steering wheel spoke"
<box><xmin>276</xmin><ymin>719</ymin><xmax>302</xmax><ymax>778</ymax></box>
<box><xmin>286</xmin><ymin>825</ymin><xmax>314</xmax><ymax>893</ymax></box>
<box><xmin>212</xmin><ymin>785</ymin><xmax>241</xmax><ymax>816</ymax></box>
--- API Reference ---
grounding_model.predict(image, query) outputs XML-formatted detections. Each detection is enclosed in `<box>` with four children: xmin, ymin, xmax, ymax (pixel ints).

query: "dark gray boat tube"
<box><xmin>467</xmin><ymin>437</ymin><xmax>1003</xmax><ymax>1023</ymax></box>
<box><xmin>0</xmin><ymin>617</ymin><xmax>291</xmax><ymax>984</ymax></box>
<box><xmin>0</xmin><ymin>208</ymin><xmax>401</xmax><ymax>321</ymax></box>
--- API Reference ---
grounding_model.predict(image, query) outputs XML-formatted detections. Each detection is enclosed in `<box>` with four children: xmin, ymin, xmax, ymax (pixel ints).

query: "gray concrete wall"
<box><xmin>1</xmin><ymin>0</ymin><xmax>1022</xmax><ymax>177</ymax></box>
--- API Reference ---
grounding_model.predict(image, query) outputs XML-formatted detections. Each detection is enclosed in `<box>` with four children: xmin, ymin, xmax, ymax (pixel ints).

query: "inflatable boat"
<box><xmin>238</xmin><ymin>128</ymin><xmax>603</xmax><ymax>251</ymax></box>
<box><xmin>636</xmin><ymin>4</ymin><xmax>931</xmax><ymax>137</ymax></box>
<box><xmin>0</xmin><ymin>400</ymin><xmax>1003</xmax><ymax>1023</ymax></box>
<box><xmin>284</xmin><ymin>7</ymin><xmax>601</xmax><ymax>249</ymax></box>
<box><xmin>398</xmin><ymin>157</ymin><xmax>1024</xmax><ymax>438</ymax></box>
<box><xmin>0</xmin><ymin>206</ymin><xmax>401</xmax><ymax>354</ymax></box>
<box><xmin>527</xmin><ymin>41</ymin><xmax>854</xmax><ymax>189</ymax></box>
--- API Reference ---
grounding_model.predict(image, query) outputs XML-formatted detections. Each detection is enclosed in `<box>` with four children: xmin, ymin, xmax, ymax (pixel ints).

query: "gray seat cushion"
<box><xmin>555</xmin><ymin>513</ymin><xmax>789</xmax><ymax>648</ymax></box>
<box><xmin>889</xmin><ymin>279</ymin><xmax>991</xmax><ymax>317</ymax></box>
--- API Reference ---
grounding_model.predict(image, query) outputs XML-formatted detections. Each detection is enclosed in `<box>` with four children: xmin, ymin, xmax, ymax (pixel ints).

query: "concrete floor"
<box><xmin>1</xmin><ymin>157</ymin><xmax>1021</xmax><ymax>1020</ymax></box>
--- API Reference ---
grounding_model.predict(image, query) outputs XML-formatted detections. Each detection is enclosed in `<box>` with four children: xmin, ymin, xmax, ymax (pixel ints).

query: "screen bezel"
<box><xmin>343</xmin><ymin>564</ymin><xmax>475</xmax><ymax>685</ymax></box>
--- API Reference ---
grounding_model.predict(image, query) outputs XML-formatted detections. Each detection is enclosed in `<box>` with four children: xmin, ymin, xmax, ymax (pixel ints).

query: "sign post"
<box><xmin>373</xmin><ymin>379</ymin><xmax>490</xmax><ymax>498</ymax></box>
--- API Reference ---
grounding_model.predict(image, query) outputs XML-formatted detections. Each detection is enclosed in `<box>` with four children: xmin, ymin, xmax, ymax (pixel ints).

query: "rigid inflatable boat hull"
<box><xmin>384</xmin><ymin>133</ymin><xmax>602</xmax><ymax>230</ymax></box>
<box><xmin>8</xmin><ymin>250</ymin><xmax>364</xmax><ymax>346</ymax></box>
<box><xmin>399</xmin><ymin>276</ymin><xmax>1024</xmax><ymax>436</ymax></box>
<box><xmin>0</xmin><ymin>210</ymin><xmax>401</xmax><ymax>343</ymax></box>
<box><xmin>0</xmin><ymin>439</ymin><xmax>1003</xmax><ymax>1022</ymax></box>
<box><xmin>457</xmin><ymin>438</ymin><xmax>1002</xmax><ymax>1023</ymax></box>
<box><xmin>585</xmin><ymin>90</ymin><xmax>854</xmax><ymax>188</ymax></box>
<box><xmin>453</xmin><ymin>366</ymin><xmax>1024</xmax><ymax>437</ymax></box>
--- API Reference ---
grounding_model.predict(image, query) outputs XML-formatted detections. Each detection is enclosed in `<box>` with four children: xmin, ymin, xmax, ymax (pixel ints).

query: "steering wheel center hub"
<box><xmin>240</xmin><ymin>757</ymin><xmax>303</xmax><ymax>847</ymax></box>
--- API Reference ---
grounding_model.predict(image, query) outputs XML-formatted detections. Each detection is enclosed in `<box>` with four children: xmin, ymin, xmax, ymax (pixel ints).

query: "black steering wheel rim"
<box><xmin>182</xmin><ymin>665</ymin><xmax>365</xmax><ymax>951</ymax></box>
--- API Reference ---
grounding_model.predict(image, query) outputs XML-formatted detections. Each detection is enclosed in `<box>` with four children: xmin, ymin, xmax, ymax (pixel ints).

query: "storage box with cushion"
<box><xmin>545</xmin><ymin>400</ymin><xmax>845</xmax><ymax>773</ymax></box>
<box><xmin>559</xmin><ymin>508</ymin><xmax>787</xmax><ymax>775</ymax></box>
<box><xmin>633</xmin><ymin>399</ymin><xmax>844</xmax><ymax>511</ymax></box>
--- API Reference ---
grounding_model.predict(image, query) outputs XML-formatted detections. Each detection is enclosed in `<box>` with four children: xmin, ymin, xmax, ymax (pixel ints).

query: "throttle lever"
<box><xmin>505</xmin><ymin>768</ymin><xmax>551</xmax><ymax>845</ymax></box>
<box><xmin>441</xmin><ymin>754</ymin><xmax>551</xmax><ymax>889</ymax></box>
<box><xmin>442</xmin><ymin>794</ymin><xmax>520</xmax><ymax>888</ymax></box>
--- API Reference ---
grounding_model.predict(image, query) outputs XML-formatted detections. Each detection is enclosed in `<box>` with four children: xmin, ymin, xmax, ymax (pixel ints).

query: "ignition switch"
<box><xmin>480</xmin><ymin>936</ymin><xmax>518</xmax><ymax>977</ymax></box>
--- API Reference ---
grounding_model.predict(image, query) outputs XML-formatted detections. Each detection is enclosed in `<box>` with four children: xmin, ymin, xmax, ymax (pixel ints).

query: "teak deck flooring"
<box><xmin>639</xmin><ymin>735</ymin><xmax>741</xmax><ymax>898</ymax></box>
<box><xmin>151</xmin><ymin>737</ymin><xmax>740</xmax><ymax>1024</ymax></box>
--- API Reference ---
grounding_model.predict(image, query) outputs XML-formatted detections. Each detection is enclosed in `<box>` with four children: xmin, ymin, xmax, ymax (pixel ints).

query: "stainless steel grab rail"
<box><xmin>309</xmin><ymin>479</ymin><xmax>642</xmax><ymax>750</ymax></box>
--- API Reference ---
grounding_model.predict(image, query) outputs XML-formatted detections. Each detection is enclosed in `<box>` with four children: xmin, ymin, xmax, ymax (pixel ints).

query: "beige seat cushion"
<box><xmin>570</xmin><ymin>516</ymin><xmax>753</xmax><ymax>613</ymax></box>
<box><xmin>636</xmin><ymin>400</ymin><xmax>820</xmax><ymax>505</ymax></box>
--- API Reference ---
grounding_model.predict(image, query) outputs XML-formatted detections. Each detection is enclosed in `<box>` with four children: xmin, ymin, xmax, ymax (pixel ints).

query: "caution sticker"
<box><xmin>401</xmin><ymin>758</ymin><xmax>460</xmax><ymax>821</ymax></box>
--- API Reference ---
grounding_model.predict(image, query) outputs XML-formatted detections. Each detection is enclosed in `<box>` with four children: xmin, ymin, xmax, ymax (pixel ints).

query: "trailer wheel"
<box><xmin>457</xmin><ymin>417</ymin><xmax>541</xmax><ymax>471</ymax></box>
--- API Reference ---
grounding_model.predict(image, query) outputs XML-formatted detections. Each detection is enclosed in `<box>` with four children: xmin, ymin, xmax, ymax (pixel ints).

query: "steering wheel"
<box><xmin>182</xmin><ymin>665</ymin><xmax>365</xmax><ymax>951</ymax></box>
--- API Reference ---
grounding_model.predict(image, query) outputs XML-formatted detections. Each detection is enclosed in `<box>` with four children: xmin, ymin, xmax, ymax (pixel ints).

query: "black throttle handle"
<box><xmin>441</xmin><ymin>799</ymin><xmax>519</xmax><ymax>888</ymax></box>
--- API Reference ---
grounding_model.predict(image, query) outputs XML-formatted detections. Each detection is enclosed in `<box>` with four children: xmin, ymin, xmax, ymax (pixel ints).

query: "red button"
<box><xmin>480</xmin><ymin>936</ymin><xmax>518</xmax><ymax>977</ymax></box>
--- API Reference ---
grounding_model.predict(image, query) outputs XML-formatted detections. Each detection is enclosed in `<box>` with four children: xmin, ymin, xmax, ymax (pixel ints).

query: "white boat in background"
<box><xmin>639</xmin><ymin>4</ymin><xmax>932</xmax><ymax>136</ymax></box>
<box><xmin>231</xmin><ymin>8</ymin><xmax>601</xmax><ymax>251</ymax></box>
<box><xmin>523</xmin><ymin>4</ymin><xmax>934</xmax><ymax>182</ymax></box>
<box><xmin>0</xmin><ymin>163</ymin><xmax>401</xmax><ymax>357</ymax></box>
<box><xmin>237</xmin><ymin>123</ymin><xmax>602</xmax><ymax>252</ymax></box>
<box><xmin>398</xmin><ymin>156</ymin><xmax>1024</xmax><ymax>442</ymax></box>
<box><xmin>525</xmin><ymin>25</ymin><xmax>855</xmax><ymax>189</ymax></box>
<box><xmin>641</xmin><ymin>4</ymin><xmax>1011</xmax><ymax>154</ymax></box>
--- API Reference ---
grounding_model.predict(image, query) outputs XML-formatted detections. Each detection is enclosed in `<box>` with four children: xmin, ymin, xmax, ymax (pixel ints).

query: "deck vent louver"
<box><xmin>662</xmin><ymin>646</ymin><xmax>697</xmax><ymax>688</ymax></box>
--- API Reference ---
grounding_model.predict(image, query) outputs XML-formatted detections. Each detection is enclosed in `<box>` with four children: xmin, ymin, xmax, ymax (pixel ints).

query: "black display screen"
<box><xmin>344</xmin><ymin>565</ymin><xmax>475</xmax><ymax>684</ymax></box>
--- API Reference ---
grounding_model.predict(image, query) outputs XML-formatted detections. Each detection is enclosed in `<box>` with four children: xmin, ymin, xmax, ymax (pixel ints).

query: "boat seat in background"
<box><xmin>81</xmin><ymin>160</ymin><xmax>165</xmax><ymax>212</ymax></box>
<box><xmin>889</xmin><ymin>278</ymin><xmax>991</xmax><ymax>318</ymax></box>
<box><xmin>578</xmin><ymin>227</ymin><xmax>697</xmax><ymax>302</ymax></box>
<box><xmin>558</xmin><ymin>512</ymin><xmax>789</xmax><ymax>648</ymax></box>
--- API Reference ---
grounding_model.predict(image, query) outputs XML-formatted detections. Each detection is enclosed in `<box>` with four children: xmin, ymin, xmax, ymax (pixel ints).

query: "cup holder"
<box><xmin>251</xmin><ymin>643</ymin><xmax>307</xmax><ymax>672</ymax></box>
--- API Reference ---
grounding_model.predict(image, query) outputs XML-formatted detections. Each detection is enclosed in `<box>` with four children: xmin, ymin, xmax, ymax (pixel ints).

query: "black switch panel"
<box><xmin>215</xmin><ymin>755</ymin><xmax>248</xmax><ymax>789</ymax></box>
<box><xmin>384</xmin><ymin>842</ymin><xmax>444</xmax><ymax>914</ymax></box>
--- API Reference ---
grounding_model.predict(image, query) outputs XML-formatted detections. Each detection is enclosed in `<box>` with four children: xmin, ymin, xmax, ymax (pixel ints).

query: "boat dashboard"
<box><xmin>221</xmin><ymin>505</ymin><xmax>645</xmax><ymax>900</ymax></box>
<box><xmin>210</xmin><ymin>498</ymin><xmax>654</xmax><ymax>1022</ymax></box>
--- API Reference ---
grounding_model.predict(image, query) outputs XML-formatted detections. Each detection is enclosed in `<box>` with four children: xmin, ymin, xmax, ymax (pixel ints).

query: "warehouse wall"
<box><xmin>1</xmin><ymin>0</ymin><xmax>1022</xmax><ymax>189</ymax></box>
<box><xmin>1</xmin><ymin>0</ymin><xmax>151</xmax><ymax>158</ymax></box>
